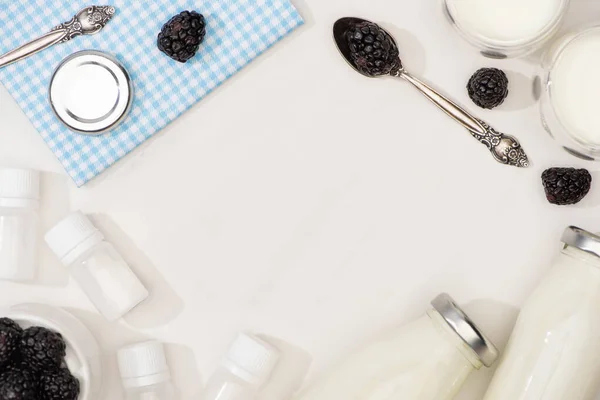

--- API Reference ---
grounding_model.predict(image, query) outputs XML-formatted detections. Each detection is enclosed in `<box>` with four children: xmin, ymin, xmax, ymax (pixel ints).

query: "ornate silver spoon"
<box><xmin>333</xmin><ymin>17</ymin><xmax>529</xmax><ymax>168</ymax></box>
<box><xmin>0</xmin><ymin>6</ymin><xmax>116</xmax><ymax>69</ymax></box>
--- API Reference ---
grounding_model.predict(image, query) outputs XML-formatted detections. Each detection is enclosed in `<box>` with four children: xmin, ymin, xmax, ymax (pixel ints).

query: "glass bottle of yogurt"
<box><xmin>483</xmin><ymin>226</ymin><xmax>600</xmax><ymax>399</ymax></box>
<box><xmin>443</xmin><ymin>0</ymin><xmax>570</xmax><ymax>58</ymax></box>
<box><xmin>295</xmin><ymin>293</ymin><xmax>498</xmax><ymax>400</ymax></box>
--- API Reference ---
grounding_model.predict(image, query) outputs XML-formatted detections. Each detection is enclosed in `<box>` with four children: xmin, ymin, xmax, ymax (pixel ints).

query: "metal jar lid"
<box><xmin>431</xmin><ymin>293</ymin><xmax>499</xmax><ymax>367</ymax></box>
<box><xmin>49</xmin><ymin>50</ymin><xmax>133</xmax><ymax>135</ymax></box>
<box><xmin>561</xmin><ymin>226</ymin><xmax>600</xmax><ymax>258</ymax></box>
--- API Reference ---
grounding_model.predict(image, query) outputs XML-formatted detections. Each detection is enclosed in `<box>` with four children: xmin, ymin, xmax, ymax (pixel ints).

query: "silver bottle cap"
<box><xmin>561</xmin><ymin>226</ymin><xmax>600</xmax><ymax>258</ymax></box>
<box><xmin>431</xmin><ymin>293</ymin><xmax>499</xmax><ymax>367</ymax></box>
<box><xmin>49</xmin><ymin>50</ymin><xmax>133</xmax><ymax>135</ymax></box>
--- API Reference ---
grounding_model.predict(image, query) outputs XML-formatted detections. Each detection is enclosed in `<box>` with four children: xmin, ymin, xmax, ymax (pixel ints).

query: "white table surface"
<box><xmin>2</xmin><ymin>1</ymin><xmax>600</xmax><ymax>399</ymax></box>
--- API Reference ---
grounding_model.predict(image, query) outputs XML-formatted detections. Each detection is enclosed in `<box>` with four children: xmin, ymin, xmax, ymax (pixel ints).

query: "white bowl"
<box><xmin>5</xmin><ymin>304</ymin><xmax>103</xmax><ymax>400</ymax></box>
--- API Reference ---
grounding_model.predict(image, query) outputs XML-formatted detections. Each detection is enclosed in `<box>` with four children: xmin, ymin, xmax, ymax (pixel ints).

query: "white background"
<box><xmin>2</xmin><ymin>0</ymin><xmax>600</xmax><ymax>399</ymax></box>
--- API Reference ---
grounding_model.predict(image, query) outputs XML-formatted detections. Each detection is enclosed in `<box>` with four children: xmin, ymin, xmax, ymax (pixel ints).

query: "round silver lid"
<box><xmin>431</xmin><ymin>293</ymin><xmax>499</xmax><ymax>367</ymax></box>
<box><xmin>49</xmin><ymin>50</ymin><xmax>133</xmax><ymax>135</ymax></box>
<box><xmin>561</xmin><ymin>226</ymin><xmax>600</xmax><ymax>258</ymax></box>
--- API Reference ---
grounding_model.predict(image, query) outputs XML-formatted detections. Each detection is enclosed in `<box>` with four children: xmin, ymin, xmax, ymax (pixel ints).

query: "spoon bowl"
<box><xmin>332</xmin><ymin>17</ymin><xmax>529</xmax><ymax>168</ymax></box>
<box><xmin>334</xmin><ymin>17</ymin><xmax>379</xmax><ymax>78</ymax></box>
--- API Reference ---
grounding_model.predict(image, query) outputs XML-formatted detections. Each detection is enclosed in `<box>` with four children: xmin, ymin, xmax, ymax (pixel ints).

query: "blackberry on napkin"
<box><xmin>158</xmin><ymin>11</ymin><xmax>207</xmax><ymax>63</ymax></box>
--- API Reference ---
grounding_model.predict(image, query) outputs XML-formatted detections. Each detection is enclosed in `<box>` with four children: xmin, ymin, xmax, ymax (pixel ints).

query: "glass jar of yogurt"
<box><xmin>539</xmin><ymin>25</ymin><xmax>600</xmax><ymax>160</ymax></box>
<box><xmin>295</xmin><ymin>294</ymin><xmax>498</xmax><ymax>400</ymax></box>
<box><xmin>443</xmin><ymin>0</ymin><xmax>570</xmax><ymax>58</ymax></box>
<box><xmin>483</xmin><ymin>226</ymin><xmax>600</xmax><ymax>399</ymax></box>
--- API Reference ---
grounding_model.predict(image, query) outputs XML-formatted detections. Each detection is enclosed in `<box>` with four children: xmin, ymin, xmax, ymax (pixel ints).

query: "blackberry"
<box><xmin>158</xmin><ymin>11</ymin><xmax>207</xmax><ymax>63</ymax></box>
<box><xmin>467</xmin><ymin>68</ymin><xmax>509</xmax><ymax>109</ymax></box>
<box><xmin>39</xmin><ymin>368</ymin><xmax>80</xmax><ymax>400</ymax></box>
<box><xmin>346</xmin><ymin>21</ymin><xmax>401</xmax><ymax>77</ymax></box>
<box><xmin>5</xmin><ymin>352</ymin><xmax>30</xmax><ymax>373</ymax></box>
<box><xmin>542</xmin><ymin>168</ymin><xmax>592</xmax><ymax>205</ymax></box>
<box><xmin>0</xmin><ymin>319</ymin><xmax>22</xmax><ymax>367</ymax></box>
<box><xmin>20</xmin><ymin>327</ymin><xmax>66</xmax><ymax>372</ymax></box>
<box><xmin>0</xmin><ymin>368</ymin><xmax>37</xmax><ymax>400</ymax></box>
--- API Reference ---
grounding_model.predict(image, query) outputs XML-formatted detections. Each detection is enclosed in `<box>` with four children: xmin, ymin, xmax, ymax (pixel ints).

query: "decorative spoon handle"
<box><xmin>0</xmin><ymin>31</ymin><xmax>67</xmax><ymax>68</ymax></box>
<box><xmin>394</xmin><ymin>70</ymin><xmax>529</xmax><ymax>168</ymax></box>
<box><xmin>0</xmin><ymin>5</ymin><xmax>115</xmax><ymax>69</ymax></box>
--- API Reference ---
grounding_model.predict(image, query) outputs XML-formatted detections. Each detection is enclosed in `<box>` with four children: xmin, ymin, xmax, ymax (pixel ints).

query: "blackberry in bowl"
<box><xmin>4</xmin><ymin>304</ymin><xmax>103</xmax><ymax>400</ymax></box>
<box><xmin>39</xmin><ymin>368</ymin><xmax>81</xmax><ymax>400</ymax></box>
<box><xmin>20</xmin><ymin>327</ymin><xmax>66</xmax><ymax>372</ymax></box>
<box><xmin>0</xmin><ymin>367</ymin><xmax>37</xmax><ymax>400</ymax></box>
<box><xmin>0</xmin><ymin>318</ymin><xmax>23</xmax><ymax>368</ymax></box>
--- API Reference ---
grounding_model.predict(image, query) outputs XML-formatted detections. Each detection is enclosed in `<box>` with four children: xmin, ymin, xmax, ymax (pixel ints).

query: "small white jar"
<box><xmin>296</xmin><ymin>294</ymin><xmax>498</xmax><ymax>400</ymax></box>
<box><xmin>118</xmin><ymin>341</ymin><xmax>175</xmax><ymax>400</ymax></box>
<box><xmin>0</xmin><ymin>168</ymin><xmax>40</xmax><ymax>282</ymax></box>
<box><xmin>45</xmin><ymin>211</ymin><xmax>149</xmax><ymax>321</ymax></box>
<box><xmin>203</xmin><ymin>333</ymin><xmax>280</xmax><ymax>400</ymax></box>
<box><xmin>484</xmin><ymin>226</ymin><xmax>600</xmax><ymax>400</ymax></box>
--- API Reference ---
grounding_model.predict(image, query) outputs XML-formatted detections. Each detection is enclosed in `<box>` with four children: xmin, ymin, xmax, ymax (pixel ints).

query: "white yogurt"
<box><xmin>446</xmin><ymin>0</ymin><xmax>566</xmax><ymax>46</ymax></box>
<box><xmin>295</xmin><ymin>311</ymin><xmax>483</xmax><ymax>400</ymax></box>
<box><xmin>550</xmin><ymin>29</ymin><xmax>600</xmax><ymax>146</ymax></box>
<box><xmin>483</xmin><ymin>228</ymin><xmax>600</xmax><ymax>399</ymax></box>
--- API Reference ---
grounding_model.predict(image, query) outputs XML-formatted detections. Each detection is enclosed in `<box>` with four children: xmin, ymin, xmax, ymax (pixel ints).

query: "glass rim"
<box><xmin>444</xmin><ymin>0</ymin><xmax>570</xmax><ymax>50</ymax></box>
<box><xmin>546</xmin><ymin>25</ymin><xmax>600</xmax><ymax>153</ymax></box>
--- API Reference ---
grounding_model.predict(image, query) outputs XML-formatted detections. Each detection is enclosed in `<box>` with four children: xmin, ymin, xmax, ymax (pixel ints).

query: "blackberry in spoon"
<box><xmin>334</xmin><ymin>17</ymin><xmax>529</xmax><ymax>168</ymax></box>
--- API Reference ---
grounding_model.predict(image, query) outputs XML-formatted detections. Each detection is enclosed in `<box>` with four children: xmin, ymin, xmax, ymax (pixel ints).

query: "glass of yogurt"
<box><xmin>540</xmin><ymin>25</ymin><xmax>600</xmax><ymax>160</ymax></box>
<box><xmin>443</xmin><ymin>0</ymin><xmax>570</xmax><ymax>58</ymax></box>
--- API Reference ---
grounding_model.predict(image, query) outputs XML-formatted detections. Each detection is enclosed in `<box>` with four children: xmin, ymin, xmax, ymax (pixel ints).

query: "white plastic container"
<box><xmin>203</xmin><ymin>333</ymin><xmax>280</xmax><ymax>400</ymax></box>
<box><xmin>0</xmin><ymin>168</ymin><xmax>40</xmax><ymax>282</ymax></box>
<box><xmin>484</xmin><ymin>226</ymin><xmax>600</xmax><ymax>400</ymax></box>
<box><xmin>45</xmin><ymin>211</ymin><xmax>149</xmax><ymax>321</ymax></box>
<box><xmin>118</xmin><ymin>341</ymin><xmax>175</xmax><ymax>400</ymax></box>
<box><xmin>443</xmin><ymin>0</ymin><xmax>569</xmax><ymax>58</ymax></box>
<box><xmin>296</xmin><ymin>294</ymin><xmax>498</xmax><ymax>400</ymax></box>
<box><xmin>4</xmin><ymin>303</ymin><xmax>104</xmax><ymax>400</ymax></box>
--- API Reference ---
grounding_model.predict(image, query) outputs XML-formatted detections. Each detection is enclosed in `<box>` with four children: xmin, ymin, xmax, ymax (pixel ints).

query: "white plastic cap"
<box><xmin>0</xmin><ymin>168</ymin><xmax>40</xmax><ymax>207</ymax></box>
<box><xmin>118</xmin><ymin>341</ymin><xmax>171</xmax><ymax>389</ymax></box>
<box><xmin>45</xmin><ymin>211</ymin><xmax>104</xmax><ymax>265</ymax></box>
<box><xmin>221</xmin><ymin>333</ymin><xmax>280</xmax><ymax>386</ymax></box>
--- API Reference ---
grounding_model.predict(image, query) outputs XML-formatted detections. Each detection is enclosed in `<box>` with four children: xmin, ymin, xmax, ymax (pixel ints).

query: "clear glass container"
<box><xmin>539</xmin><ymin>25</ymin><xmax>600</xmax><ymax>160</ymax></box>
<box><xmin>4</xmin><ymin>303</ymin><xmax>104</xmax><ymax>400</ymax></box>
<box><xmin>45</xmin><ymin>211</ymin><xmax>149</xmax><ymax>321</ymax></box>
<box><xmin>484</xmin><ymin>227</ymin><xmax>600</xmax><ymax>399</ymax></box>
<box><xmin>0</xmin><ymin>168</ymin><xmax>40</xmax><ymax>282</ymax></box>
<box><xmin>443</xmin><ymin>0</ymin><xmax>570</xmax><ymax>58</ymax></box>
<box><xmin>295</xmin><ymin>294</ymin><xmax>498</xmax><ymax>400</ymax></box>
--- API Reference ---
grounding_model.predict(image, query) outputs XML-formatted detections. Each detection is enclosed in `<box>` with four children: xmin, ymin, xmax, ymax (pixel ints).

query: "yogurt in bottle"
<box><xmin>483</xmin><ymin>227</ymin><xmax>600</xmax><ymax>400</ymax></box>
<box><xmin>295</xmin><ymin>294</ymin><xmax>498</xmax><ymax>400</ymax></box>
<box><xmin>444</xmin><ymin>0</ymin><xmax>569</xmax><ymax>57</ymax></box>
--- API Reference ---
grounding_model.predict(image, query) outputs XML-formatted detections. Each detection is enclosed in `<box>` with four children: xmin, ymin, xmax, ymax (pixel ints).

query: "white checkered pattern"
<box><xmin>0</xmin><ymin>0</ymin><xmax>303</xmax><ymax>186</ymax></box>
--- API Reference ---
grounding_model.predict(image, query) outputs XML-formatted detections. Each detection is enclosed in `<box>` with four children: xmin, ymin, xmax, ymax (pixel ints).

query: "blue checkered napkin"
<box><xmin>0</xmin><ymin>0</ymin><xmax>303</xmax><ymax>186</ymax></box>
